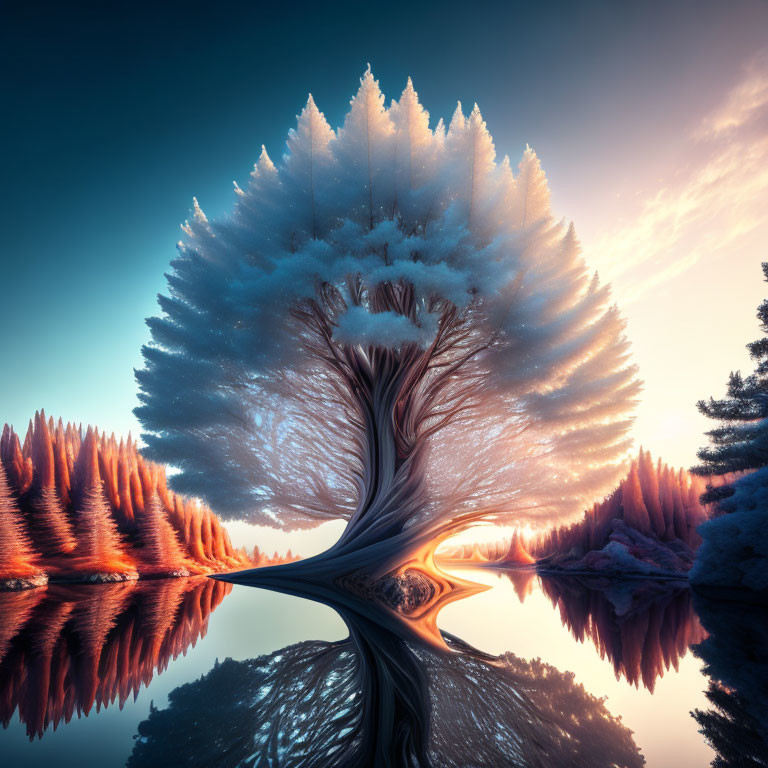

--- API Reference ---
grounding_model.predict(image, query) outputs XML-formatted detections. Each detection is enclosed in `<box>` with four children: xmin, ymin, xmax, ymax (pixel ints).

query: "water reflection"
<box><xmin>4</xmin><ymin>568</ymin><xmax>761</xmax><ymax>767</ymax></box>
<box><xmin>538</xmin><ymin>574</ymin><xmax>705</xmax><ymax>691</ymax></box>
<box><xmin>0</xmin><ymin>578</ymin><xmax>230</xmax><ymax>739</ymax></box>
<box><xmin>691</xmin><ymin>596</ymin><xmax>768</xmax><ymax>766</ymax></box>
<box><xmin>128</xmin><ymin>580</ymin><xmax>644</xmax><ymax>768</ymax></box>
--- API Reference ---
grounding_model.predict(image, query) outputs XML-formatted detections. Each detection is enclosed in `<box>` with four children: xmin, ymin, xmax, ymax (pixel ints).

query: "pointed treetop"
<box><xmin>286</xmin><ymin>94</ymin><xmax>334</xmax><ymax>161</ymax></box>
<box><xmin>516</xmin><ymin>144</ymin><xmax>551</xmax><ymax>227</ymax></box>
<box><xmin>391</xmin><ymin>76</ymin><xmax>431</xmax><ymax>144</ymax></box>
<box><xmin>192</xmin><ymin>197</ymin><xmax>207</xmax><ymax>224</ymax></box>
<box><xmin>346</xmin><ymin>65</ymin><xmax>386</xmax><ymax>117</ymax></box>
<box><xmin>257</xmin><ymin>145</ymin><xmax>276</xmax><ymax>174</ymax></box>
<box><xmin>449</xmin><ymin>102</ymin><xmax>466</xmax><ymax>133</ymax></box>
<box><xmin>466</xmin><ymin>103</ymin><xmax>495</xmax><ymax>165</ymax></box>
<box><xmin>181</xmin><ymin>197</ymin><xmax>210</xmax><ymax>239</ymax></box>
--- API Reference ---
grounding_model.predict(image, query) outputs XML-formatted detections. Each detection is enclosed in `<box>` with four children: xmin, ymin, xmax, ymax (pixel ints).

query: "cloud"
<box><xmin>590</xmin><ymin>49</ymin><xmax>768</xmax><ymax>304</ymax></box>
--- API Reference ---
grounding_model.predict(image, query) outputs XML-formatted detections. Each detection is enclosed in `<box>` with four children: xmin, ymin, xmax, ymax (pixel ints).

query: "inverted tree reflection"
<box><xmin>129</xmin><ymin>582</ymin><xmax>644</xmax><ymax>767</ymax></box>
<box><xmin>692</xmin><ymin>597</ymin><xmax>768</xmax><ymax>766</ymax></box>
<box><xmin>0</xmin><ymin>577</ymin><xmax>230</xmax><ymax>738</ymax></box>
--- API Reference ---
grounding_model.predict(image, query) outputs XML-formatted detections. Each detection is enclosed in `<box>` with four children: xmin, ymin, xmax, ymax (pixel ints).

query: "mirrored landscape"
<box><xmin>2</xmin><ymin>569</ymin><xmax>762</xmax><ymax>767</ymax></box>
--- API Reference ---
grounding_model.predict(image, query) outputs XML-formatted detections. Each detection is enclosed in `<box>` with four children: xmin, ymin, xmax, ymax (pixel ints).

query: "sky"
<box><xmin>3</xmin><ymin>0</ymin><xmax>768</xmax><ymax>552</ymax></box>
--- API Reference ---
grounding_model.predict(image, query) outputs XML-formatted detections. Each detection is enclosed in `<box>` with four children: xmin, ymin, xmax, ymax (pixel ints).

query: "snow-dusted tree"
<box><xmin>0</xmin><ymin>463</ymin><xmax>42</xmax><ymax>580</ymax></box>
<box><xmin>136</xmin><ymin>69</ymin><xmax>640</xmax><ymax>583</ymax></box>
<box><xmin>691</xmin><ymin>262</ymin><xmax>768</xmax><ymax>590</ymax></box>
<box><xmin>75</xmin><ymin>483</ymin><xmax>136</xmax><ymax>576</ymax></box>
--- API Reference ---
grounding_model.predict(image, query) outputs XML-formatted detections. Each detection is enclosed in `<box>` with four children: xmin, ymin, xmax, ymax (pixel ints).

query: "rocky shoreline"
<box><xmin>0</xmin><ymin>567</ymin><xmax>196</xmax><ymax>590</ymax></box>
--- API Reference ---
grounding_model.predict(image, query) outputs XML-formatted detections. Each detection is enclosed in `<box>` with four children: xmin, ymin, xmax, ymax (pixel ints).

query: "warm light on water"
<box><xmin>0</xmin><ymin>572</ymin><xmax>721</xmax><ymax>767</ymax></box>
<box><xmin>439</xmin><ymin>569</ymin><xmax>713</xmax><ymax>768</ymax></box>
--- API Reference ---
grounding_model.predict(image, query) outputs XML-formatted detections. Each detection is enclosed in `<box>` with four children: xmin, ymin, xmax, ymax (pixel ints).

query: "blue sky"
<box><xmin>3</xmin><ymin>0</ymin><xmax>768</xmax><ymax>473</ymax></box>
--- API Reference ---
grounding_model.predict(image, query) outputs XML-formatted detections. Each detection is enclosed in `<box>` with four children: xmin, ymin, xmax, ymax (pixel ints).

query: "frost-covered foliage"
<box><xmin>136</xmin><ymin>69</ymin><xmax>639</xmax><ymax>540</ymax></box>
<box><xmin>691</xmin><ymin>262</ymin><xmax>768</xmax><ymax>590</ymax></box>
<box><xmin>690</xmin><ymin>467</ymin><xmax>768</xmax><ymax>589</ymax></box>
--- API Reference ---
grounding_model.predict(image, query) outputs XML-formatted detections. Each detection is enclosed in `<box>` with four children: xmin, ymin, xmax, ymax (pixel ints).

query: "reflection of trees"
<box><xmin>540</xmin><ymin>575</ymin><xmax>705</xmax><ymax>691</ymax></box>
<box><xmin>129</xmin><ymin>586</ymin><xmax>644</xmax><ymax>768</ymax></box>
<box><xmin>691</xmin><ymin>597</ymin><xmax>768</xmax><ymax>766</ymax></box>
<box><xmin>0</xmin><ymin>577</ymin><xmax>230</xmax><ymax>739</ymax></box>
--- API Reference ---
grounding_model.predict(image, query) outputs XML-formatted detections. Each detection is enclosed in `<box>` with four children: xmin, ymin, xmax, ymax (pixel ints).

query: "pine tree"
<box><xmin>139</xmin><ymin>494</ymin><xmax>189</xmax><ymax>574</ymax></box>
<box><xmin>515</xmin><ymin>145</ymin><xmax>551</xmax><ymax>228</ymax></box>
<box><xmin>335</xmin><ymin>66</ymin><xmax>395</xmax><ymax>229</ymax></box>
<box><xmin>690</xmin><ymin>263</ymin><xmax>768</xmax><ymax>589</ymax></box>
<box><xmin>389</xmin><ymin>77</ymin><xmax>433</xmax><ymax>218</ymax></box>
<box><xmin>621</xmin><ymin>461</ymin><xmax>651</xmax><ymax>535</ymax></box>
<box><xmin>75</xmin><ymin>482</ymin><xmax>135</xmax><ymax>575</ymax></box>
<box><xmin>692</xmin><ymin>262</ymin><xmax>768</xmax><ymax>499</ymax></box>
<box><xmin>638</xmin><ymin>448</ymin><xmax>664</xmax><ymax>534</ymax></box>
<box><xmin>34</xmin><ymin>484</ymin><xmax>76</xmax><ymax>554</ymax></box>
<box><xmin>0</xmin><ymin>463</ymin><xmax>41</xmax><ymax>578</ymax></box>
<box><xmin>284</xmin><ymin>94</ymin><xmax>334</xmax><ymax>239</ymax></box>
<box><xmin>446</xmin><ymin>102</ymin><xmax>496</xmax><ymax>227</ymax></box>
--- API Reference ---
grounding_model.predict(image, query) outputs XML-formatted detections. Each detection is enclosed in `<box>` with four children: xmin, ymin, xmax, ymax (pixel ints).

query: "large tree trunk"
<box><xmin>227</xmin><ymin>290</ymin><xmax>491</xmax><ymax>596</ymax></box>
<box><xmin>222</xmin><ymin>345</ymin><xmax>475</xmax><ymax>597</ymax></box>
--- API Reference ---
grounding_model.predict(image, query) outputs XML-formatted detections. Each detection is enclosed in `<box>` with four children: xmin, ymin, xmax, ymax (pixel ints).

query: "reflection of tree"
<box><xmin>540</xmin><ymin>575</ymin><xmax>705</xmax><ymax>691</ymax></box>
<box><xmin>0</xmin><ymin>577</ymin><xmax>230</xmax><ymax>738</ymax></box>
<box><xmin>694</xmin><ymin>682</ymin><xmax>767</xmax><ymax>768</ymax></box>
<box><xmin>691</xmin><ymin>597</ymin><xmax>768</xmax><ymax>766</ymax></box>
<box><xmin>501</xmin><ymin>567</ymin><xmax>537</xmax><ymax>603</ymax></box>
<box><xmin>129</xmin><ymin>586</ymin><xmax>644</xmax><ymax>768</ymax></box>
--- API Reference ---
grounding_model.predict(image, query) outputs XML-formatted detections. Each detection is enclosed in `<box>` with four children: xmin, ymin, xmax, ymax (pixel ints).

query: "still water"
<box><xmin>0</xmin><ymin>568</ymin><xmax>764</xmax><ymax>766</ymax></box>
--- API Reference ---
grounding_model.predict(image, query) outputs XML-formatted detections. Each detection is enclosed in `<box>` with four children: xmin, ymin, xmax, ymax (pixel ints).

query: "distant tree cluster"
<box><xmin>0</xmin><ymin>578</ymin><xmax>230</xmax><ymax>739</ymax></box>
<box><xmin>0</xmin><ymin>411</ymin><xmax>296</xmax><ymax>584</ymax></box>
<box><xmin>438</xmin><ymin>449</ymin><xmax>721</xmax><ymax>569</ymax></box>
<box><xmin>438</xmin><ymin>531</ymin><xmax>535</xmax><ymax>565</ymax></box>
<box><xmin>532</xmin><ymin>449</ymin><xmax>712</xmax><ymax>558</ymax></box>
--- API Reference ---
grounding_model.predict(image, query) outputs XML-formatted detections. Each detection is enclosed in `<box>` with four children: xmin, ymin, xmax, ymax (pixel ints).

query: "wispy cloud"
<box><xmin>590</xmin><ymin>50</ymin><xmax>768</xmax><ymax>304</ymax></box>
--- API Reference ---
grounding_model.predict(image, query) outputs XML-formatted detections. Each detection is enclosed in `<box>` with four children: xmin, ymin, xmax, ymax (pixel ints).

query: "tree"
<box><xmin>691</xmin><ymin>263</ymin><xmax>768</xmax><ymax>590</ymax></box>
<box><xmin>138</xmin><ymin>494</ymin><xmax>190</xmax><ymax>575</ymax></box>
<box><xmin>75</xmin><ymin>482</ymin><xmax>136</xmax><ymax>576</ymax></box>
<box><xmin>135</xmin><ymin>69</ymin><xmax>640</xmax><ymax>582</ymax></box>
<box><xmin>621</xmin><ymin>461</ymin><xmax>651</xmax><ymax>535</ymax></box>
<box><xmin>0</xmin><ymin>462</ymin><xmax>41</xmax><ymax>579</ymax></box>
<box><xmin>692</xmin><ymin>262</ymin><xmax>768</xmax><ymax>496</ymax></box>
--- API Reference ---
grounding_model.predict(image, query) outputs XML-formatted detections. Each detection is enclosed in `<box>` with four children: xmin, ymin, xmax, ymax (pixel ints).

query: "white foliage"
<box><xmin>136</xmin><ymin>68</ymin><xmax>639</xmax><ymax>528</ymax></box>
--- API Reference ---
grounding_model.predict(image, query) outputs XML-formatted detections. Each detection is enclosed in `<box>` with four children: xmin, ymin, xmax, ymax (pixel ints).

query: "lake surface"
<box><xmin>0</xmin><ymin>568</ymin><xmax>764</xmax><ymax>766</ymax></box>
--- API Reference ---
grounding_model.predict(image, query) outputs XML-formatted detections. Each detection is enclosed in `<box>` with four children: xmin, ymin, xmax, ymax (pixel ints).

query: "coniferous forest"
<box><xmin>0</xmin><ymin>411</ymin><xmax>295</xmax><ymax>587</ymax></box>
